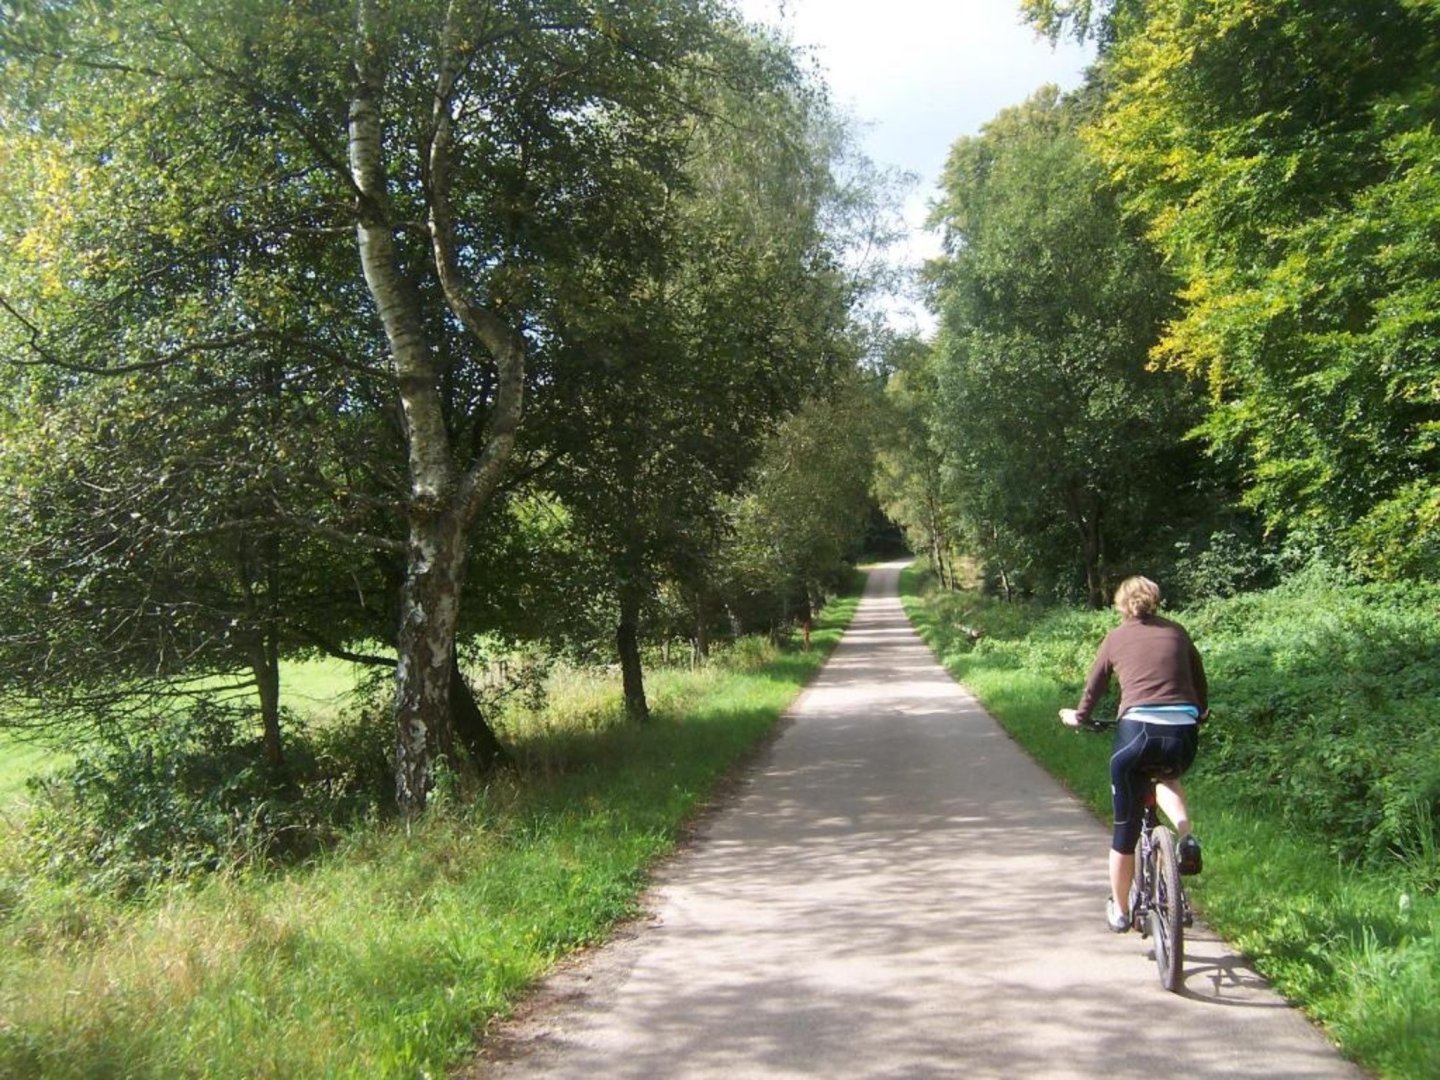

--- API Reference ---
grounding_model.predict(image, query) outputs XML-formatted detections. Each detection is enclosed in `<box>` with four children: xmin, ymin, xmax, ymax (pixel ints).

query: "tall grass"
<box><xmin>900</xmin><ymin>565</ymin><xmax>1440</xmax><ymax>1080</ymax></box>
<box><xmin>0</xmin><ymin>582</ymin><xmax>862</xmax><ymax>1079</ymax></box>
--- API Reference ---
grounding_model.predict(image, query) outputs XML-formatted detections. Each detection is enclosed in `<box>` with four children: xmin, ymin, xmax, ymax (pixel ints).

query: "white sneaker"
<box><xmin>1106</xmin><ymin>896</ymin><xmax>1130</xmax><ymax>934</ymax></box>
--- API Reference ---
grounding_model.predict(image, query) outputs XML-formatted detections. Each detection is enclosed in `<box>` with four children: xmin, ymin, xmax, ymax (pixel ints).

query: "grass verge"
<box><xmin>0</xmin><ymin>577</ymin><xmax>864</xmax><ymax>1079</ymax></box>
<box><xmin>899</xmin><ymin>565</ymin><xmax>1438</xmax><ymax>1080</ymax></box>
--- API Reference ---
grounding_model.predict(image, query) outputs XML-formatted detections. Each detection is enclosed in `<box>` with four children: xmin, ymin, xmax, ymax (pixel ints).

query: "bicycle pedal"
<box><xmin>1178</xmin><ymin>835</ymin><xmax>1203</xmax><ymax>875</ymax></box>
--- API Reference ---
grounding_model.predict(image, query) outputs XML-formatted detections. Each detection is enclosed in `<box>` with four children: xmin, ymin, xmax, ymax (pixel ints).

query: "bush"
<box><xmin>1166</xmin><ymin>526</ymin><xmax>1281</xmax><ymax>605</ymax></box>
<box><xmin>925</xmin><ymin>567</ymin><xmax>1440</xmax><ymax>878</ymax></box>
<box><xmin>20</xmin><ymin>702</ymin><xmax>392</xmax><ymax>898</ymax></box>
<box><xmin>1187</xmin><ymin>573</ymin><xmax>1440</xmax><ymax>868</ymax></box>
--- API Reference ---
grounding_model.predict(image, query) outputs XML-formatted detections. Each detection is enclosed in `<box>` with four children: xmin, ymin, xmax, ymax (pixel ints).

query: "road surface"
<box><xmin>473</xmin><ymin>562</ymin><xmax>1361</xmax><ymax>1079</ymax></box>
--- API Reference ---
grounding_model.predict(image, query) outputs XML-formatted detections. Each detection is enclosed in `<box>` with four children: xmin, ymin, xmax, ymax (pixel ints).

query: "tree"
<box><xmin>1078</xmin><ymin>0</ymin><xmax>1440</xmax><ymax>579</ymax></box>
<box><xmin>872</xmin><ymin>335</ymin><xmax>961</xmax><ymax>589</ymax></box>
<box><xmin>0</xmin><ymin>0</ymin><xmax>754</xmax><ymax>809</ymax></box>
<box><xmin>1030</xmin><ymin>0</ymin><xmax>1440</xmax><ymax>580</ymax></box>
<box><xmin>925</xmin><ymin>87</ymin><xmax>1211</xmax><ymax>606</ymax></box>
<box><xmin>1021</xmin><ymin>0</ymin><xmax>1147</xmax><ymax>47</ymax></box>
<box><xmin>0</xmin><ymin>330</ymin><xmax>397</xmax><ymax>766</ymax></box>
<box><xmin>529</xmin><ymin>36</ymin><xmax>856</xmax><ymax>720</ymax></box>
<box><xmin>720</xmin><ymin>369</ymin><xmax>879</xmax><ymax>630</ymax></box>
<box><xmin>0</xmin><ymin>63</ymin><xmax>400</xmax><ymax>765</ymax></box>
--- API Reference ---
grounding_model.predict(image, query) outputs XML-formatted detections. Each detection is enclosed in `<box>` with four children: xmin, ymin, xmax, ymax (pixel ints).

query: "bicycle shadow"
<box><xmin>1149</xmin><ymin>929</ymin><xmax>1293</xmax><ymax>1007</ymax></box>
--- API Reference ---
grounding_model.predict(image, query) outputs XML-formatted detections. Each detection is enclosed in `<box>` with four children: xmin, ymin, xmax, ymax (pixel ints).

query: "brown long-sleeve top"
<box><xmin>1075</xmin><ymin>614</ymin><xmax>1208</xmax><ymax>725</ymax></box>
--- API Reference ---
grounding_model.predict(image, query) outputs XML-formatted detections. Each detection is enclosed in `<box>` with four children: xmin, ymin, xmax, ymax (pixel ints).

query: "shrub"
<box><xmin>1186</xmin><ymin>574</ymin><xmax>1440</xmax><ymax>868</ymax></box>
<box><xmin>20</xmin><ymin>702</ymin><xmax>392</xmax><ymax>898</ymax></box>
<box><xmin>1166</xmin><ymin>527</ymin><xmax>1280</xmax><ymax>605</ymax></box>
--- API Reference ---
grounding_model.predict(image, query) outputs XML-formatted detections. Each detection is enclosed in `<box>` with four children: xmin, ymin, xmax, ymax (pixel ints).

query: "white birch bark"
<box><xmin>348</xmin><ymin>0</ymin><xmax>526</xmax><ymax>808</ymax></box>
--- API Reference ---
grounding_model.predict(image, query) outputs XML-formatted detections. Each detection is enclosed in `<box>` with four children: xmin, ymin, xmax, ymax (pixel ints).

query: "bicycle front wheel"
<box><xmin>1149</xmin><ymin>827</ymin><xmax>1184</xmax><ymax>991</ymax></box>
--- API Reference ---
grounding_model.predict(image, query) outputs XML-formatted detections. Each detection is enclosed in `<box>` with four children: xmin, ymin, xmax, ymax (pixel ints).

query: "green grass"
<box><xmin>899</xmin><ymin>565</ymin><xmax>1439</xmax><ymax>1080</ymax></box>
<box><xmin>279</xmin><ymin>654</ymin><xmax>371</xmax><ymax>720</ymax></box>
<box><xmin>0</xmin><ymin>579</ymin><xmax>863</xmax><ymax>1079</ymax></box>
<box><xmin>0</xmin><ymin>734</ymin><xmax>57</xmax><ymax>806</ymax></box>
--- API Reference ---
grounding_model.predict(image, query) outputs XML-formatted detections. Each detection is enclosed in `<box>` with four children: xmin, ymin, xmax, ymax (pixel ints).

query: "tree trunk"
<box><xmin>252</xmin><ymin>634</ymin><xmax>284</xmax><ymax>768</ymax></box>
<box><xmin>692</xmin><ymin>591</ymin><xmax>709</xmax><ymax>668</ymax></box>
<box><xmin>988</xmin><ymin>525</ymin><xmax>1013</xmax><ymax>602</ymax></box>
<box><xmin>240</xmin><ymin>536</ymin><xmax>284</xmax><ymax>769</ymax></box>
<box><xmin>925</xmin><ymin>495</ymin><xmax>950</xmax><ymax>590</ymax></box>
<box><xmin>616</xmin><ymin>582</ymin><xmax>650</xmax><ymax>724</ymax></box>
<box><xmin>800</xmin><ymin>588</ymin><xmax>814</xmax><ymax>652</ymax></box>
<box><xmin>1078</xmin><ymin>503</ymin><xmax>1106</xmax><ymax>609</ymax></box>
<box><xmin>349</xmin><ymin>10</ymin><xmax>524</xmax><ymax>811</ymax></box>
<box><xmin>392</xmin><ymin>513</ymin><xmax>470</xmax><ymax>806</ymax></box>
<box><xmin>1082</xmin><ymin>539</ymin><xmax>1104</xmax><ymax>609</ymax></box>
<box><xmin>450</xmin><ymin>651</ymin><xmax>509</xmax><ymax>770</ymax></box>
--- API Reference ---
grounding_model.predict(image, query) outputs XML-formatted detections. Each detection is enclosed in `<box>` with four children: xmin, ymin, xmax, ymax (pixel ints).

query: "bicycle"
<box><xmin>1063</xmin><ymin>712</ymin><xmax>1193</xmax><ymax>992</ymax></box>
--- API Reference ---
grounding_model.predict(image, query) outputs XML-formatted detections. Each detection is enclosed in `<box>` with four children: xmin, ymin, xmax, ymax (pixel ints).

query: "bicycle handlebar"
<box><xmin>1058</xmin><ymin>708</ymin><xmax>1111</xmax><ymax>731</ymax></box>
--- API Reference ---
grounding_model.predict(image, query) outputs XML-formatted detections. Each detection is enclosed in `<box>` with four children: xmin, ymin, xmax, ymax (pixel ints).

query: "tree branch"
<box><xmin>426</xmin><ymin>14</ymin><xmax>526</xmax><ymax>524</ymax></box>
<box><xmin>155</xmin><ymin>511</ymin><xmax>406</xmax><ymax>555</ymax></box>
<box><xmin>0</xmin><ymin>304</ymin><xmax>389</xmax><ymax>380</ymax></box>
<box><xmin>163</xmin><ymin>14</ymin><xmax>366</xmax><ymax>205</ymax></box>
<box><xmin>298</xmin><ymin>628</ymin><xmax>397</xmax><ymax>669</ymax></box>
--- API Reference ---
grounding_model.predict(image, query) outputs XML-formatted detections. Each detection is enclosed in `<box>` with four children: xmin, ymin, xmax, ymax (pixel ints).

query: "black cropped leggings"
<box><xmin>1110</xmin><ymin>718</ymin><xmax>1199</xmax><ymax>854</ymax></box>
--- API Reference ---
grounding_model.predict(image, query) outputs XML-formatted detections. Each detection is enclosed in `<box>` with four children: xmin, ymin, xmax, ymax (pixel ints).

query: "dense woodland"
<box><xmin>879</xmin><ymin>0</ymin><xmax>1439</xmax><ymax>606</ymax></box>
<box><xmin>0</xmin><ymin>0</ymin><xmax>1436</xmax><ymax>939</ymax></box>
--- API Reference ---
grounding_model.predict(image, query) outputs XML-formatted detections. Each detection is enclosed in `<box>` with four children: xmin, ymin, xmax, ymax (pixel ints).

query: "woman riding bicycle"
<box><xmin>1059</xmin><ymin>575</ymin><xmax>1206</xmax><ymax>934</ymax></box>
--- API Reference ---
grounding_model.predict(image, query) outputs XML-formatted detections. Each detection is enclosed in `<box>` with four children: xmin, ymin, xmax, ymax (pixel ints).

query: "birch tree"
<box><xmin>1</xmin><ymin>0</ymin><xmax>738</xmax><ymax>809</ymax></box>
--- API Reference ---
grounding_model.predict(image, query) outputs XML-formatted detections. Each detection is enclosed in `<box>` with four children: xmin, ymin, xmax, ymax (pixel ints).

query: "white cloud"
<box><xmin>740</xmin><ymin>0</ymin><xmax>1090</xmax><ymax>184</ymax></box>
<box><xmin>735</xmin><ymin>0</ymin><xmax>1094</xmax><ymax>333</ymax></box>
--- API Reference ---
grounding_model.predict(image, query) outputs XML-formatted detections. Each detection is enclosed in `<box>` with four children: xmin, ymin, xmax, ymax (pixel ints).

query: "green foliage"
<box><xmin>912</xmin><ymin>565</ymin><xmax>1440</xmax><ymax>872</ymax></box>
<box><xmin>20</xmin><ymin>702</ymin><xmax>391</xmax><ymax>898</ymax></box>
<box><xmin>522</xmin><ymin>36</ymin><xmax>873</xmax><ymax>718</ymax></box>
<box><xmin>873</xmin><ymin>335</ymin><xmax>964</xmax><ymax>585</ymax></box>
<box><xmin>924</xmin><ymin>86</ymin><xmax>1222</xmax><ymax>606</ymax></box>
<box><xmin>1089</xmin><ymin>0</ymin><xmax>1440</xmax><ymax>578</ymax></box>
<box><xmin>720</xmin><ymin>372</ymin><xmax>881</xmax><ymax>630</ymax></box>
<box><xmin>1164</xmin><ymin>524</ymin><xmax>1283</xmax><ymax>605</ymax></box>
<box><xmin>0</xmin><ymin>577</ymin><xmax>862</xmax><ymax>1080</ymax></box>
<box><xmin>0</xmin><ymin>343</ymin><xmax>391</xmax><ymax>752</ymax></box>
<box><xmin>0</xmin><ymin>0</ymin><xmax>864</xmax><ymax>805</ymax></box>
<box><xmin>1185</xmin><ymin>571</ymin><xmax>1440</xmax><ymax>867</ymax></box>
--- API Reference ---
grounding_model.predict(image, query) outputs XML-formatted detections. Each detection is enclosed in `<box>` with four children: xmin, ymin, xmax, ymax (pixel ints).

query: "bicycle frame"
<box><xmin>1130</xmin><ymin>784</ymin><xmax>1161</xmax><ymax>934</ymax></box>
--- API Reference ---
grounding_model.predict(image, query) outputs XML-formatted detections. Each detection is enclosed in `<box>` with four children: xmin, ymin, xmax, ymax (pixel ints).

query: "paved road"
<box><xmin>476</xmin><ymin>562</ymin><xmax>1361</xmax><ymax>1079</ymax></box>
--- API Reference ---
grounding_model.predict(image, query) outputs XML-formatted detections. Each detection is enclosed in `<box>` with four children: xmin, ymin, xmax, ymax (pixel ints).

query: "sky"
<box><xmin>734</xmin><ymin>0</ymin><xmax>1094</xmax><ymax>333</ymax></box>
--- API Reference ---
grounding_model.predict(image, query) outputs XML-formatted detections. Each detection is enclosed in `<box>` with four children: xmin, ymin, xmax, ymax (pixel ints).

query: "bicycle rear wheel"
<box><xmin>1148</xmin><ymin>826</ymin><xmax>1184</xmax><ymax>991</ymax></box>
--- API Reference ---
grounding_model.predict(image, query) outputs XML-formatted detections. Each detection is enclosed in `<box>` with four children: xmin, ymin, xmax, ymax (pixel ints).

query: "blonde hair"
<box><xmin>1113</xmin><ymin>576</ymin><xmax>1161</xmax><ymax>618</ymax></box>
